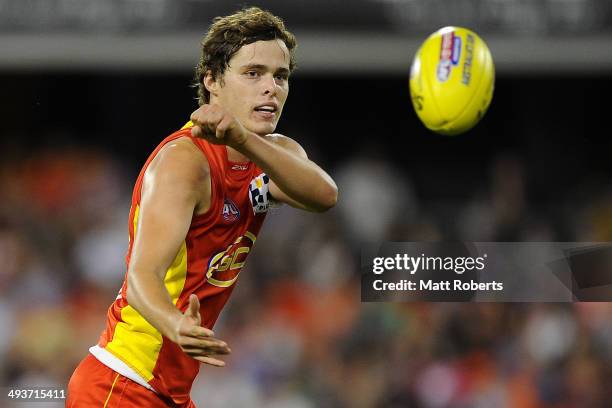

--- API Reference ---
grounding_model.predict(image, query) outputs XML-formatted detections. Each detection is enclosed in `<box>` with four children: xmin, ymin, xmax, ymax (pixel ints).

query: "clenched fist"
<box><xmin>190</xmin><ymin>104</ymin><xmax>248</xmax><ymax>148</ymax></box>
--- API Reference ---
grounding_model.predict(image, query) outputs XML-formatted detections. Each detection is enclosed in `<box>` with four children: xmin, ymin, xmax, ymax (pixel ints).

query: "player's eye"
<box><xmin>274</xmin><ymin>73</ymin><xmax>288</xmax><ymax>81</ymax></box>
<box><xmin>245</xmin><ymin>71</ymin><xmax>259</xmax><ymax>78</ymax></box>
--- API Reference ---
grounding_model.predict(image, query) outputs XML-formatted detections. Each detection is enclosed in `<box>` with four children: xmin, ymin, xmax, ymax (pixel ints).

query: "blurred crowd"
<box><xmin>1</xmin><ymin>144</ymin><xmax>611</xmax><ymax>408</ymax></box>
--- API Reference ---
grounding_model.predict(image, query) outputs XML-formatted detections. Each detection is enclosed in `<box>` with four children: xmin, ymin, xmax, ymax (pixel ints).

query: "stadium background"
<box><xmin>1</xmin><ymin>0</ymin><xmax>611</xmax><ymax>407</ymax></box>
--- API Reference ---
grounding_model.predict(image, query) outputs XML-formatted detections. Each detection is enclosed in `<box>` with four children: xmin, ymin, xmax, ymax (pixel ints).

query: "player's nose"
<box><xmin>262</xmin><ymin>73</ymin><xmax>277</xmax><ymax>96</ymax></box>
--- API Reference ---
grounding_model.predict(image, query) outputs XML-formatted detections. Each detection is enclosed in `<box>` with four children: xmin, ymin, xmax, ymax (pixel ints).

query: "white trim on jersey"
<box><xmin>89</xmin><ymin>345</ymin><xmax>157</xmax><ymax>393</ymax></box>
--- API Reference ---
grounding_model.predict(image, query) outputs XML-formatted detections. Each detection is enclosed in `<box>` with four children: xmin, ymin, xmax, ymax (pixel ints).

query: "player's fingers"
<box><xmin>183</xmin><ymin>344</ymin><xmax>230</xmax><ymax>356</ymax></box>
<box><xmin>192</xmin><ymin>339</ymin><xmax>231</xmax><ymax>354</ymax></box>
<box><xmin>187</xmin><ymin>325</ymin><xmax>215</xmax><ymax>338</ymax></box>
<box><xmin>190</xmin><ymin>104</ymin><xmax>210</xmax><ymax>121</ymax></box>
<box><xmin>191</xmin><ymin>107</ymin><xmax>216</xmax><ymax>136</ymax></box>
<box><xmin>215</xmin><ymin>115</ymin><xmax>233</xmax><ymax>140</ymax></box>
<box><xmin>191</xmin><ymin>125</ymin><xmax>203</xmax><ymax>138</ymax></box>
<box><xmin>181</xmin><ymin>335</ymin><xmax>227</xmax><ymax>349</ymax></box>
<box><xmin>215</xmin><ymin>124</ymin><xmax>225</xmax><ymax>140</ymax></box>
<box><xmin>186</xmin><ymin>294</ymin><xmax>200</xmax><ymax>319</ymax></box>
<box><xmin>194</xmin><ymin>355</ymin><xmax>226</xmax><ymax>367</ymax></box>
<box><xmin>205</xmin><ymin>109</ymin><xmax>223</xmax><ymax>139</ymax></box>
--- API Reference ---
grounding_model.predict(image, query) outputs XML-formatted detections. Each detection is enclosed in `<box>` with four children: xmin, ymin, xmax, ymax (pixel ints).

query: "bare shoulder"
<box><xmin>142</xmin><ymin>136</ymin><xmax>211</xmax><ymax>213</ymax></box>
<box><xmin>264</xmin><ymin>133</ymin><xmax>307</xmax><ymax>159</ymax></box>
<box><xmin>145</xmin><ymin>136</ymin><xmax>210</xmax><ymax>187</ymax></box>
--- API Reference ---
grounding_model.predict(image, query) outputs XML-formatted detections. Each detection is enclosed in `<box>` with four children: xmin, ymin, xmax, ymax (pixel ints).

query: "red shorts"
<box><xmin>66</xmin><ymin>354</ymin><xmax>196</xmax><ymax>408</ymax></box>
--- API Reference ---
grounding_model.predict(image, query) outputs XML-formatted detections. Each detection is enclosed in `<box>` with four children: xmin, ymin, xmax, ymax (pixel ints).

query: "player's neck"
<box><xmin>226</xmin><ymin>146</ymin><xmax>249</xmax><ymax>163</ymax></box>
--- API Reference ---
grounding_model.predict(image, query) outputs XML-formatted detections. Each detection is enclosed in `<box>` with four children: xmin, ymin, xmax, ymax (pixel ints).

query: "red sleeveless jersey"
<box><xmin>94</xmin><ymin>125</ymin><xmax>268</xmax><ymax>404</ymax></box>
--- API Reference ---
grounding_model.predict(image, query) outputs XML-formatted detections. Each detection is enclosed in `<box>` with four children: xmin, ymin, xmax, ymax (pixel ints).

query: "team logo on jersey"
<box><xmin>222</xmin><ymin>198</ymin><xmax>240</xmax><ymax>222</ymax></box>
<box><xmin>206</xmin><ymin>232</ymin><xmax>257</xmax><ymax>287</ymax></box>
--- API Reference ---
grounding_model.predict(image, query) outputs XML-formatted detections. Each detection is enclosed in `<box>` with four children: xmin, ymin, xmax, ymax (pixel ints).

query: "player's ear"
<box><xmin>204</xmin><ymin>70</ymin><xmax>220</xmax><ymax>96</ymax></box>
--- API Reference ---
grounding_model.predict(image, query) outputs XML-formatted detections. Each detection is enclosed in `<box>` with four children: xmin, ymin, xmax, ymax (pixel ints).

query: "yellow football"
<box><xmin>409</xmin><ymin>26</ymin><xmax>495</xmax><ymax>135</ymax></box>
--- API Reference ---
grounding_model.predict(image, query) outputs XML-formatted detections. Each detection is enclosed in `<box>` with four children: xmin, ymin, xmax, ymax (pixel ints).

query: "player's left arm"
<box><xmin>257</xmin><ymin>133</ymin><xmax>337</xmax><ymax>212</ymax></box>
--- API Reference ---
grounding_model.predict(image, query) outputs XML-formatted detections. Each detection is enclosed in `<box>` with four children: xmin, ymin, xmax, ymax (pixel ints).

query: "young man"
<box><xmin>66</xmin><ymin>7</ymin><xmax>337</xmax><ymax>408</ymax></box>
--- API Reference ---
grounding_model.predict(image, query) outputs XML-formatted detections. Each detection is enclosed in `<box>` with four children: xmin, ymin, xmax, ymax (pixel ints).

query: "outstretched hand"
<box><xmin>190</xmin><ymin>104</ymin><xmax>248</xmax><ymax>148</ymax></box>
<box><xmin>173</xmin><ymin>294</ymin><xmax>231</xmax><ymax>367</ymax></box>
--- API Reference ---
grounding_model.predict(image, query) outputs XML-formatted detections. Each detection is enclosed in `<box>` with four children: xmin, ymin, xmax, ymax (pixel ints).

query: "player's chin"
<box><xmin>248</xmin><ymin>119</ymin><xmax>277</xmax><ymax>136</ymax></box>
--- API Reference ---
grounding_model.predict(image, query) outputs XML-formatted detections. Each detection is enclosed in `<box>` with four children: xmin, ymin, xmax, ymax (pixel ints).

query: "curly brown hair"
<box><xmin>193</xmin><ymin>7</ymin><xmax>297</xmax><ymax>106</ymax></box>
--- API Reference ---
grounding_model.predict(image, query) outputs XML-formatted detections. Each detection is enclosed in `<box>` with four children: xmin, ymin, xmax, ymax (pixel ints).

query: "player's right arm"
<box><xmin>125</xmin><ymin>137</ymin><xmax>230</xmax><ymax>367</ymax></box>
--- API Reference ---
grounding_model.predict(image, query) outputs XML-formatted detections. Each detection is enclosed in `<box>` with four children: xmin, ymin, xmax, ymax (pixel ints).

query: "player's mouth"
<box><xmin>253</xmin><ymin>103</ymin><xmax>278</xmax><ymax>121</ymax></box>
